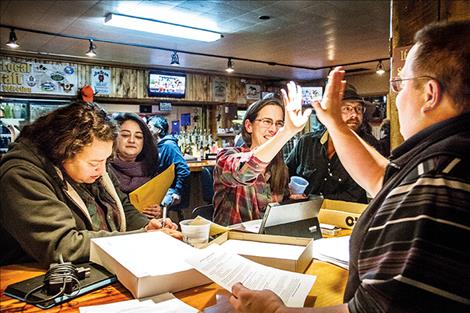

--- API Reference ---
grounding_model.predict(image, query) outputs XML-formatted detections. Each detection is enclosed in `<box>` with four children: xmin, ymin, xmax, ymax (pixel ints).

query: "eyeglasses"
<box><xmin>390</xmin><ymin>76</ymin><xmax>437</xmax><ymax>93</ymax></box>
<box><xmin>341</xmin><ymin>105</ymin><xmax>365</xmax><ymax>115</ymax></box>
<box><xmin>255</xmin><ymin>118</ymin><xmax>284</xmax><ymax>129</ymax></box>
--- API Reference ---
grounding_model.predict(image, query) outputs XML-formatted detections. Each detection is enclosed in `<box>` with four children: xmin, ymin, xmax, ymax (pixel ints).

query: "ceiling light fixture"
<box><xmin>6</xmin><ymin>28</ymin><xmax>19</xmax><ymax>48</ymax></box>
<box><xmin>85</xmin><ymin>39</ymin><xmax>97</xmax><ymax>57</ymax></box>
<box><xmin>0</xmin><ymin>25</ymin><xmax>389</xmax><ymax>75</ymax></box>
<box><xmin>376</xmin><ymin>60</ymin><xmax>385</xmax><ymax>75</ymax></box>
<box><xmin>225</xmin><ymin>58</ymin><xmax>234</xmax><ymax>73</ymax></box>
<box><xmin>170</xmin><ymin>51</ymin><xmax>180</xmax><ymax>66</ymax></box>
<box><xmin>104</xmin><ymin>13</ymin><xmax>223</xmax><ymax>42</ymax></box>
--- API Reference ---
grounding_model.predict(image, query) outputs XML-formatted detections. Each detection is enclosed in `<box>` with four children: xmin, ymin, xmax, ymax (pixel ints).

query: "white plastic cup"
<box><xmin>289</xmin><ymin>176</ymin><xmax>309</xmax><ymax>195</ymax></box>
<box><xmin>179</xmin><ymin>219</ymin><xmax>211</xmax><ymax>248</ymax></box>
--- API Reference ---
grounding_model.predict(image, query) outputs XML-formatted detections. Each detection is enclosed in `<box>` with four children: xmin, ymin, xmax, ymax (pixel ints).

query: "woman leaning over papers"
<box><xmin>109</xmin><ymin>112</ymin><xmax>162</xmax><ymax>219</ymax></box>
<box><xmin>0</xmin><ymin>102</ymin><xmax>182</xmax><ymax>268</ymax></box>
<box><xmin>213</xmin><ymin>82</ymin><xmax>313</xmax><ymax>226</ymax></box>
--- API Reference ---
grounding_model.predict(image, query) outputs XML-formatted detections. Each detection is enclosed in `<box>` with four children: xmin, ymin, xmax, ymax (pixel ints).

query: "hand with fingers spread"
<box><xmin>312</xmin><ymin>67</ymin><xmax>347</xmax><ymax>130</ymax></box>
<box><xmin>281</xmin><ymin>81</ymin><xmax>313</xmax><ymax>134</ymax></box>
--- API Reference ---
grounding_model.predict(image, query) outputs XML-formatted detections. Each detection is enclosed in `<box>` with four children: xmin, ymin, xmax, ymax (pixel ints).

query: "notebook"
<box><xmin>259</xmin><ymin>195</ymin><xmax>324</xmax><ymax>240</ymax></box>
<box><xmin>4</xmin><ymin>262</ymin><xmax>116</xmax><ymax>309</ymax></box>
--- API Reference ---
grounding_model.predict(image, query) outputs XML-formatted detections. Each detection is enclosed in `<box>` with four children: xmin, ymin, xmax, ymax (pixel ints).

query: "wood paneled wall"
<box><xmin>1</xmin><ymin>55</ymin><xmax>260</xmax><ymax>105</ymax></box>
<box><xmin>390</xmin><ymin>0</ymin><xmax>470</xmax><ymax>149</ymax></box>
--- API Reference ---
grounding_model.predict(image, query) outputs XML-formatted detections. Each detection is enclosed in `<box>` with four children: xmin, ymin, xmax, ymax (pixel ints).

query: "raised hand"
<box><xmin>312</xmin><ymin>67</ymin><xmax>346</xmax><ymax>129</ymax></box>
<box><xmin>281</xmin><ymin>81</ymin><xmax>312</xmax><ymax>133</ymax></box>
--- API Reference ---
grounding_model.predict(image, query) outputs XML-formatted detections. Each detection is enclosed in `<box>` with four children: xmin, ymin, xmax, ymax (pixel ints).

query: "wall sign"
<box><xmin>0</xmin><ymin>58</ymin><xmax>78</xmax><ymax>95</ymax></box>
<box><xmin>245</xmin><ymin>84</ymin><xmax>261</xmax><ymax>100</ymax></box>
<box><xmin>91</xmin><ymin>68</ymin><xmax>111</xmax><ymax>95</ymax></box>
<box><xmin>301</xmin><ymin>86</ymin><xmax>323</xmax><ymax>105</ymax></box>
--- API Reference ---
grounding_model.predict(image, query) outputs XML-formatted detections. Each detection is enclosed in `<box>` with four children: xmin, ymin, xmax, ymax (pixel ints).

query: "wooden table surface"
<box><xmin>0</xmin><ymin>258</ymin><xmax>347</xmax><ymax>312</ymax></box>
<box><xmin>188</xmin><ymin>160</ymin><xmax>216</xmax><ymax>172</ymax></box>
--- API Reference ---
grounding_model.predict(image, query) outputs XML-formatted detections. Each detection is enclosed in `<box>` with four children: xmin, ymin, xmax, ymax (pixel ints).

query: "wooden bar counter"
<box><xmin>0</xmin><ymin>258</ymin><xmax>348</xmax><ymax>312</ymax></box>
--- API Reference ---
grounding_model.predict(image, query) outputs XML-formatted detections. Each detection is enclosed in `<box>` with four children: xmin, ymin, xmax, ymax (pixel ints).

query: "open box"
<box><xmin>318</xmin><ymin>199</ymin><xmax>367</xmax><ymax>229</ymax></box>
<box><xmin>209</xmin><ymin>231</ymin><xmax>313</xmax><ymax>273</ymax></box>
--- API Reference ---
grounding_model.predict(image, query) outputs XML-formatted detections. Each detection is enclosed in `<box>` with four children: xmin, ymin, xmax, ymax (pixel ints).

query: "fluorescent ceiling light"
<box><xmin>104</xmin><ymin>13</ymin><xmax>222</xmax><ymax>42</ymax></box>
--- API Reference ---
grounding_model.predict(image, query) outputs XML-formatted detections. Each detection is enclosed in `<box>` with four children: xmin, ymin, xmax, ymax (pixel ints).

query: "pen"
<box><xmin>162</xmin><ymin>205</ymin><xmax>167</xmax><ymax>228</ymax></box>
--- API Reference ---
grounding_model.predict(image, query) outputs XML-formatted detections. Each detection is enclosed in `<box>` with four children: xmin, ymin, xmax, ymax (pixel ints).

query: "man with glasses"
<box><xmin>285</xmin><ymin>85</ymin><xmax>382</xmax><ymax>203</ymax></box>
<box><xmin>230</xmin><ymin>20</ymin><xmax>469</xmax><ymax>313</ymax></box>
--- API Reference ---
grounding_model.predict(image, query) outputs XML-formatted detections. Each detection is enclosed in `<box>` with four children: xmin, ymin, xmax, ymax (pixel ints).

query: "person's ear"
<box><xmin>422</xmin><ymin>79</ymin><xmax>442</xmax><ymax>113</ymax></box>
<box><xmin>244</xmin><ymin>119</ymin><xmax>253</xmax><ymax>134</ymax></box>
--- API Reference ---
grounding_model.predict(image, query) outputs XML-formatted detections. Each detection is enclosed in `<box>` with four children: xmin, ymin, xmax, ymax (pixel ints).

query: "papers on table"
<box><xmin>312</xmin><ymin>235</ymin><xmax>350</xmax><ymax>269</ymax></box>
<box><xmin>79</xmin><ymin>292</ymin><xmax>198</xmax><ymax>313</ymax></box>
<box><xmin>186</xmin><ymin>244</ymin><xmax>316</xmax><ymax>308</ymax></box>
<box><xmin>220</xmin><ymin>239</ymin><xmax>306</xmax><ymax>260</ymax></box>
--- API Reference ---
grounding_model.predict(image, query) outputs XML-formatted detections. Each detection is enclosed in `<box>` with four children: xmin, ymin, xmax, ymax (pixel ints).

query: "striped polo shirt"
<box><xmin>346</xmin><ymin>113</ymin><xmax>470</xmax><ymax>313</ymax></box>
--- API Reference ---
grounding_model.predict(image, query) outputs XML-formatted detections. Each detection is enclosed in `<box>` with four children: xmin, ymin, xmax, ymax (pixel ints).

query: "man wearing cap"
<box><xmin>285</xmin><ymin>85</ymin><xmax>382</xmax><ymax>203</ymax></box>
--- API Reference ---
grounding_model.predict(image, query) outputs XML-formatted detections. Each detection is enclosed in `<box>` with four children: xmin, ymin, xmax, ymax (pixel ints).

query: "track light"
<box><xmin>170</xmin><ymin>51</ymin><xmax>180</xmax><ymax>66</ymax></box>
<box><xmin>376</xmin><ymin>60</ymin><xmax>385</xmax><ymax>75</ymax></box>
<box><xmin>225</xmin><ymin>58</ymin><xmax>234</xmax><ymax>73</ymax></box>
<box><xmin>85</xmin><ymin>39</ymin><xmax>97</xmax><ymax>57</ymax></box>
<box><xmin>6</xmin><ymin>28</ymin><xmax>19</xmax><ymax>48</ymax></box>
<box><xmin>104</xmin><ymin>13</ymin><xmax>223</xmax><ymax>42</ymax></box>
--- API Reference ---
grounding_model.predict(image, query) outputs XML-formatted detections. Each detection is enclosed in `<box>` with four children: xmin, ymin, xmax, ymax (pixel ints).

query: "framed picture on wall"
<box><xmin>301</xmin><ymin>87</ymin><xmax>323</xmax><ymax>105</ymax></box>
<box><xmin>246</xmin><ymin>84</ymin><xmax>261</xmax><ymax>100</ymax></box>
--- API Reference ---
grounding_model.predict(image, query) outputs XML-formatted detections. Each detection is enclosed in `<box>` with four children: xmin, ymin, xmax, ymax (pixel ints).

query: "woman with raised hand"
<box><xmin>213</xmin><ymin>82</ymin><xmax>312</xmax><ymax>225</ymax></box>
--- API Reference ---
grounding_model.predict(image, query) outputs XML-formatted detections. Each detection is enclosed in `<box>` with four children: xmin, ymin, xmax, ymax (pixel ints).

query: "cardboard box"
<box><xmin>90</xmin><ymin>232</ymin><xmax>211</xmax><ymax>299</ymax></box>
<box><xmin>210</xmin><ymin>231</ymin><xmax>313</xmax><ymax>273</ymax></box>
<box><xmin>318</xmin><ymin>199</ymin><xmax>367</xmax><ymax>229</ymax></box>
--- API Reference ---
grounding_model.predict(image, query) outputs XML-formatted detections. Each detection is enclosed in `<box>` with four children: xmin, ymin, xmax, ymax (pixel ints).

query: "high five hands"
<box><xmin>281</xmin><ymin>81</ymin><xmax>313</xmax><ymax>133</ymax></box>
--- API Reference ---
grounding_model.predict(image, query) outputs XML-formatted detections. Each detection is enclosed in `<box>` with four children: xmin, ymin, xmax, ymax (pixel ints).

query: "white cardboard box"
<box><xmin>210</xmin><ymin>231</ymin><xmax>313</xmax><ymax>273</ymax></box>
<box><xmin>90</xmin><ymin>232</ymin><xmax>211</xmax><ymax>299</ymax></box>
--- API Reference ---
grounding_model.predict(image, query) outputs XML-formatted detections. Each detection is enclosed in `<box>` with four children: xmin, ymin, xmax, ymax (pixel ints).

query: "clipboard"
<box><xmin>129</xmin><ymin>163</ymin><xmax>175</xmax><ymax>211</ymax></box>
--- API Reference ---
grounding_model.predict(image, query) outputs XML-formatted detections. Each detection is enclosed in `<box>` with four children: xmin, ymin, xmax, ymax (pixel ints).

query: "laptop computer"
<box><xmin>258</xmin><ymin>195</ymin><xmax>324</xmax><ymax>240</ymax></box>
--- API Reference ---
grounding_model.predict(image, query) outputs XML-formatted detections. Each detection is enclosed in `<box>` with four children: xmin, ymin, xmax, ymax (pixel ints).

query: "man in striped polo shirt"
<box><xmin>230</xmin><ymin>20</ymin><xmax>470</xmax><ymax>313</ymax></box>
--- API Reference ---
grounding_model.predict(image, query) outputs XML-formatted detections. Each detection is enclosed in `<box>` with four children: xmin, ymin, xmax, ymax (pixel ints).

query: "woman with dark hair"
<box><xmin>0</xmin><ymin>102</ymin><xmax>181</xmax><ymax>267</ymax></box>
<box><xmin>109</xmin><ymin>113</ymin><xmax>161</xmax><ymax>219</ymax></box>
<box><xmin>213</xmin><ymin>82</ymin><xmax>312</xmax><ymax>225</ymax></box>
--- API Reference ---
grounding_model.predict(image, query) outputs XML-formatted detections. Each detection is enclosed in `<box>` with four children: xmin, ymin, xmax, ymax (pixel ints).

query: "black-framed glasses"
<box><xmin>390</xmin><ymin>76</ymin><xmax>437</xmax><ymax>93</ymax></box>
<box><xmin>341</xmin><ymin>105</ymin><xmax>365</xmax><ymax>115</ymax></box>
<box><xmin>255</xmin><ymin>118</ymin><xmax>284</xmax><ymax>129</ymax></box>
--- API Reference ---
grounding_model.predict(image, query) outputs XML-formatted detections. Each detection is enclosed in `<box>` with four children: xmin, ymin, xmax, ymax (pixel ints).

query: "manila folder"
<box><xmin>129</xmin><ymin>163</ymin><xmax>175</xmax><ymax>211</ymax></box>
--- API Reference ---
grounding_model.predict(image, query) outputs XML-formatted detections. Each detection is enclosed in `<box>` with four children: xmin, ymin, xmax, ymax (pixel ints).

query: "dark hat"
<box><xmin>148</xmin><ymin>115</ymin><xmax>169</xmax><ymax>137</ymax></box>
<box><xmin>342</xmin><ymin>84</ymin><xmax>363</xmax><ymax>102</ymax></box>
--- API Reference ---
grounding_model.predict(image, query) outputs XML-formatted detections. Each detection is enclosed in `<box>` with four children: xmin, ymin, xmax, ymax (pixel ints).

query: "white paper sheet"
<box><xmin>186</xmin><ymin>245</ymin><xmax>315</xmax><ymax>307</ymax></box>
<box><xmin>312</xmin><ymin>235</ymin><xmax>350</xmax><ymax>269</ymax></box>
<box><xmin>220</xmin><ymin>239</ymin><xmax>305</xmax><ymax>260</ymax></box>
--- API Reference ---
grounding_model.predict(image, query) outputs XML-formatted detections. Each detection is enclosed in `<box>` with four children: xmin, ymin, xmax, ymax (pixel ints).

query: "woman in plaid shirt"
<box><xmin>213</xmin><ymin>82</ymin><xmax>312</xmax><ymax>225</ymax></box>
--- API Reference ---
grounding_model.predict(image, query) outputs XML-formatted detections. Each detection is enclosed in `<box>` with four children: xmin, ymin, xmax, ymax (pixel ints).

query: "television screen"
<box><xmin>148</xmin><ymin>72</ymin><xmax>186</xmax><ymax>98</ymax></box>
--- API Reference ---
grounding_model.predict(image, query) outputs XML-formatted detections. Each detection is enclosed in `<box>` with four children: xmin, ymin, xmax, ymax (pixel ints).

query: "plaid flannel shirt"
<box><xmin>212</xmin><ymin>146</ymin><xmax>272</xmax><ymax>226</ymax></box>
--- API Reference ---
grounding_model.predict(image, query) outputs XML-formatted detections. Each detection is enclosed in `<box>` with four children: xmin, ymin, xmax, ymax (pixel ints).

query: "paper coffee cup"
<box><xmin>289</xmin><ymin>176</ymin><xmax>309</xmax><ymax>194</ymax></box>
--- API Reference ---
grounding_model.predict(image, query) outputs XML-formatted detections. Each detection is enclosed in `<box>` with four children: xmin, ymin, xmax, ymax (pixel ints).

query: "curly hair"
<box><xmin>113</xmin><ymin>112</ymin><xmax>159</xmax><ymax>176</ymax></box>
<box><xmin>18</xmin><ymin>102</ymin><xmax>116</xmax><ymax>165</ymax></box>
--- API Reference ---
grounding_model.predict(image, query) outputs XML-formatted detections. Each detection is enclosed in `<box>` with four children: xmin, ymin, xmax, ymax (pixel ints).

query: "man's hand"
<box><xmin>312</xmin><ymin>67</ymin><xmax>347</xmax><ymax>130</ymax></box>
<box><xmin>230</xmin><ymin>283</ymin><xmax>287</xmax><ymax>313</ymax></box>
<box><xmin>142</xmin><ymin>204</ymin><xmax>162</xmax><ymax>219</ymax></box>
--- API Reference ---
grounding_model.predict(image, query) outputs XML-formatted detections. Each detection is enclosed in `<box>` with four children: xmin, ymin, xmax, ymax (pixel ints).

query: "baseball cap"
<box><xmin>81</xmin><ymin>85</ymin><xmax>95</xmax><ymax>103</ymax></box>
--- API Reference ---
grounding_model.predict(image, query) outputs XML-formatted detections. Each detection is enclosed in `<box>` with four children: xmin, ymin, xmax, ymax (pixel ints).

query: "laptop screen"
<box><xmin>259</xmin><ymin>195</ymin><xmax>324</xmax><ymax>239</ymax></box>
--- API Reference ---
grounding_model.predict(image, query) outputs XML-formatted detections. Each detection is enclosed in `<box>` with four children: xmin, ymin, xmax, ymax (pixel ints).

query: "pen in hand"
<box><xmin>161</xmin><ymin>205</ymin><xmax>167</xmax><ymax>228</ymax></box>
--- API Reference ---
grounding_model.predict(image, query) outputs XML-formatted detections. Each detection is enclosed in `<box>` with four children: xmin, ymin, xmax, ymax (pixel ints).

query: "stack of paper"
<box><xmin>186</xmin><ymin>244</ymin><xmax>316</xmax><ymax>308</ymax></box>
<box><xmin>79</xmin><ymin>293</ymin><xmax>198</xmax><ymax>313</ymax></box>
<box><xmin>311</xmin><ymin>236</ymin><xmax>350</xmax><ymax>269</ymax></box>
